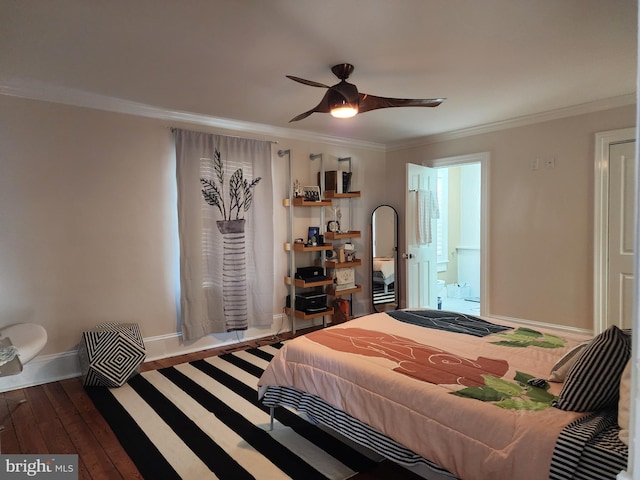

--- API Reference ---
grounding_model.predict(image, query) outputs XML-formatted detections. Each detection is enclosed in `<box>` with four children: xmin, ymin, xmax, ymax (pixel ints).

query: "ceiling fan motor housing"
<box><xmin>328</xmin><ymin>81</ymin><xmax>359</xmax><ymax>108</ymax></box>
<box><xmin>331</xmin><ymin>63</ymin><xmax>355</xmax><ymax>80</ymax></box>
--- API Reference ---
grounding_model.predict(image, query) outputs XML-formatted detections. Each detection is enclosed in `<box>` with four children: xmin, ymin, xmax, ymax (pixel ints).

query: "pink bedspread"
<box><xmin>258</xmin><ymin>312</ymin><xmax>591</xmax><ymax>480</ymax></box>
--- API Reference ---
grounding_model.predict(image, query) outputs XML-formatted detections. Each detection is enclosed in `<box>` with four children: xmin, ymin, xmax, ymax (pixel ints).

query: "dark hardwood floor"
<box><xmin>0</xmin><ymin>329</ymin><xmax>423</xmax><ymax>479</ymax></box>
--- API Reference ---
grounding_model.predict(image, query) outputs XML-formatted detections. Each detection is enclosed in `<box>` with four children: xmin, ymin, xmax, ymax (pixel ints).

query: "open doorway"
<box><xmin>435</xmin><ymin>163</ymin><xmax>481</xmax><ymax>315</ymax></box>
<box><xmin>422</xmin><ymin>152</ymin><xmax>488</xmax><ymax>316</ymax></box>
<box><xmin>404</xmin><ymin>152</ymin><xmax>488</xmax><ymax>315</ymax></box>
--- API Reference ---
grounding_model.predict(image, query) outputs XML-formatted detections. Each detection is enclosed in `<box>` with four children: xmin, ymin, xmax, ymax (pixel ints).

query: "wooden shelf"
<box><xmin>293</xmin><ymin>243</ymin><xmax>333</xmax><ymax>252</ymax></box>
<box><xmin>324</xmin><ymin>191</ymin><xmax>361</xmax><ymax>199</ymax></box>
<box><xmin>285</xmin><ymin>307</ymin><xmax>333</xmax><ymax>320</ymax></box>
<box><xmin>325</xmin><ymin>259</ymin><xmax>362</xmax><ymax>269</ymax></box>
<box><xmin>290</xmin><ymin>197</ymin><xmax>332</xmax><ymax>207</ymax></box>
<box><xmin>284</xmin><ymin>242</ymin><xmax>333</xmax><ymax>252</ymax></box>
<box><xmin>325</xmin><ymin>230</ymin><xmax>361</xmax><ymax>240</ymax></box>
<box><xmin>284</xmin><ymin>276</ymin><xmax>334</xmax><ymax>288</ymax></box>
<box><xmin>326</xmin><ymin>284</ymin><xmax>362</xmax><ymax>296</ymax></box>
<box><xmin>282</xmin><ymin>164</ymin><xmax>361</xmax><ymax>333</ymax></box>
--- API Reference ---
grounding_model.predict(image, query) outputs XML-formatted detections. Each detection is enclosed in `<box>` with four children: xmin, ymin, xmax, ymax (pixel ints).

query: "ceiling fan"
<box><xmin>287</xmin><ymin>63</ymin><xmax>445</xmax><ymax>122</ymax></box>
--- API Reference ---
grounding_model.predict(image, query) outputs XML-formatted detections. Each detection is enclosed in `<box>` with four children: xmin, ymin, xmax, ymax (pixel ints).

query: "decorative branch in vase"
<box><xmin>199</xmin><ymin>148</ymin><xmax>262</xmax><ymax>331</ymax></box>
<box><xmin>200</xmin><ymin>149</ymin><xmax>262</xmax><ymax>222</ymax></box>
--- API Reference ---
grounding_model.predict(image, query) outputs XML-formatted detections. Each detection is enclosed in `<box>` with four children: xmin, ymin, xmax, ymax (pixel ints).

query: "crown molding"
<box><xmin>387</xmin><ymin>93</ymin><xmax>637</xmax><ymax>151</ymax></box>
<box><xmin>0</xmin><ymin>80</ymin><xmax>386</xmax><ymax>152</ymax></box>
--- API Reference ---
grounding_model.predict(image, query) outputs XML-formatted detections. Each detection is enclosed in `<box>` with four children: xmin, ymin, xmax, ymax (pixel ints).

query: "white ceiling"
<box><xmin>1</xmin><ymin>0</ymin><xmax>637</xmax><ymax>147</ymax></box>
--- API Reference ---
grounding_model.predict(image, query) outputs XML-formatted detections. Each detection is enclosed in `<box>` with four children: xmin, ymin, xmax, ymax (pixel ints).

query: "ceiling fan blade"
<box><xmin>289</xmin><ymin>91</ymin><xmax>331</xmax><ymax>122</ymax></box>
<box><xmin>286</xmin><ymin>75</ymin><xmax>330</xmax><ymax>88</ymax></box>
<box><xmin>289</xmin><ymin>109</ymin><xmax>317</xmax><ymax>122</ymax></box>
<box><xmin>358</xmin><ymin>94</ymin><xmax>445</xmax><ymax>113</ymax></box>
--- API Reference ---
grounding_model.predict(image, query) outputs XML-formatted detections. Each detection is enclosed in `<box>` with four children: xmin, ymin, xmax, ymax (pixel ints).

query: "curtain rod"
<box><xmin>169</xmin><ymin>127</ymin><xmax>278</xmax><ymax>144</ymax></box>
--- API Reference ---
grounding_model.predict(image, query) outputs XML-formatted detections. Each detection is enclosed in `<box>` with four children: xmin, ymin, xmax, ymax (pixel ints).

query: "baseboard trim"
<box><xmin>0</xmin><ymin>350</ymin><xmax>81</xmax><ymax>393</ymax></box>
<box><xmin>0</xmin><ymin>318</ymin><xmax>288</xmax><ymax>392</ymax></box>
<box><xmin>489</xmin><ymin>314</ymin><xmax>593</xmax><ymax>336</ymax></box>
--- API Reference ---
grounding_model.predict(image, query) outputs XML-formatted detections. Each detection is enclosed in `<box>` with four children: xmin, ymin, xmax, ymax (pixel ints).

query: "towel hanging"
<box><xmin>416</xmin><ymin>189</ymin><xmax>439</xmax><ymax>244</ymax></box>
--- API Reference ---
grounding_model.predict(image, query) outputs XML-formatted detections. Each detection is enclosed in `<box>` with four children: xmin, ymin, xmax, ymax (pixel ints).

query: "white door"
<box><xmin>405</xmin><ymin>163</ymin><xmax>438</xmax><ymax>308</ymax></box>
<box><xmin>607</xmin><ymin>140</ymin><xmax>636</xmax><ymax>330</ymax></box>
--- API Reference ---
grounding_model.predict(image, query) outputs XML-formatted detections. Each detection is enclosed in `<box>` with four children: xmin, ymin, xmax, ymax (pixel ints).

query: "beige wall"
<box><xmin>0</xmin><ymin>95</ymin><xmax>385</xmax><ymax>360</ymax></box>
<box><xmin>386</xmin><ymin>104</ymin><xmax>636</xmax><ymax>330</ymax></box>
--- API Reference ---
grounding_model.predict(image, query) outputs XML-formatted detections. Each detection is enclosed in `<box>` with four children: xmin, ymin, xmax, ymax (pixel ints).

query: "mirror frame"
<box><xmin>371</xmin><ymin>204</ymin><xmax>399</xmax><ymax>312</ymax></box>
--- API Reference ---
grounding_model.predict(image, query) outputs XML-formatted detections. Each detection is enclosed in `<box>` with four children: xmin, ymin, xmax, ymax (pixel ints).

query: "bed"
<box><xmin>372</xmin><ymin>257</ymin><xmax>395</xmax><ymax>294</ymax></box>
<box><xmin>258</xmin><ymin>310</ymin><xmax>630</xmax><ymax>479</ymax></box>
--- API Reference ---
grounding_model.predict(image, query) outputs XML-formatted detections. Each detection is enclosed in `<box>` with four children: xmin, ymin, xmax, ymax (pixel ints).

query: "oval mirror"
<box><xmin>371</xmin><ymin>205</ymin><xmax>398</xmax><ymax>312</ymax></box>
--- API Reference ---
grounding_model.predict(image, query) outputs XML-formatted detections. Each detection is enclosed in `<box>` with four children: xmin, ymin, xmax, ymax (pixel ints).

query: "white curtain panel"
<box><xmin>175</xmin><ymin>129</ymin><xmax>273</xmax><ymax>340</ymax></box>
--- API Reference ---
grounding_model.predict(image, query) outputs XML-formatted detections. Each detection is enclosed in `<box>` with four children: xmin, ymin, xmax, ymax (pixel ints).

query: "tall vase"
<box><xmin>216</xmin><ymin>219</ymin><xmax>248</xmax><ymax>331</ymax></box>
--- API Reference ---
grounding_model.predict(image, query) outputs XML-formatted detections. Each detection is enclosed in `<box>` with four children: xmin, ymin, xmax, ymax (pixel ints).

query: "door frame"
<box><xmin>594</xmin><ymin>127</ymin><xmax>636</xmax><ymax>333</ymax></box>
<box><xmin>423</xmin><ymin>152</ymin><xmax>490</xmax><ymax>315</ymax></box>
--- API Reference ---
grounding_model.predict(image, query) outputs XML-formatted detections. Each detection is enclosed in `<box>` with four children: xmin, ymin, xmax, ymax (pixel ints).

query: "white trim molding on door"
<box><xmin>593</xmin><ymin>127</ymin><xmax>635</xmax><ymax>334</ymax></box>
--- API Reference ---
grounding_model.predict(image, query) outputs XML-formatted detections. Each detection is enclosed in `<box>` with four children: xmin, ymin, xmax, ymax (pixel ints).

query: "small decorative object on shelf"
<box><xmin>342</xmin><ymin>171</ymin><xmax>352</xmax><ymax>193</ymax></box>
<box><xmin>295</xmin><ymin>265</ymin><xmax>326</xmax><ymax>283</ymax></box>
<box><xmin>303</xmin><ymin>185</ymin><xmax>321</xmax><ymax>202</ymax></box>
<box><xmin>335</xmin><ymin>267</ymin><xmax>356</xmax><ymax>291</ymax></box>
<box><xmin>336</xmin><ymin>207</ymin><xmax>343</xmax><ymax>232</ymax></box>
<box><xmin>307</xmin><ymin>226</ymin><xmax>320</xmax><ymax>246</ymax></box>
<box><xmin>333</xmin><ymin>298</ymin><xmax>350</xmax><ymax>323</ymax></box>
<box><xmin>319</xmin><ymin>170</ymin><xmax>354</xmax><ymax>194</ymax></box>
<box><xmin>339</xmin><ymin>242</ymin><xmax>356</xmax><ymax>262</ymax></box>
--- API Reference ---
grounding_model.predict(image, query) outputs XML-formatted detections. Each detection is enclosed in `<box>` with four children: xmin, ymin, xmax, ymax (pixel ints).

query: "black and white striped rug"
<box><xmin>85</xmin><ymin>343</ymin><xmax>380</xmax><ymax>480</ymax></box>
<box><xmin>372</xmin><ymin>284</ymin><xmax>395</xmax><ymax>304</ymax></box>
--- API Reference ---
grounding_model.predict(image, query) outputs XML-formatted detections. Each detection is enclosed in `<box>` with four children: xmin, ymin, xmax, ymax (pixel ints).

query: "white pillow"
<box><xmin>619</xmin><ymin>359</ymin><xmax>631</xmax><ymax>446</ymax></box>
<box><xmin>548</xmin><ymin>342</ymin><xmax>589</xmax><ymax>382</ymax></box>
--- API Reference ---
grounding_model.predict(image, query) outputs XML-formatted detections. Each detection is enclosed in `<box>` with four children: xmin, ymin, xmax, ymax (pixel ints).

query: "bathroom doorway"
<box><xmin>428</xmin><ymin>153</ymin><xmax>487</xmax><ymax>316</ymax></box>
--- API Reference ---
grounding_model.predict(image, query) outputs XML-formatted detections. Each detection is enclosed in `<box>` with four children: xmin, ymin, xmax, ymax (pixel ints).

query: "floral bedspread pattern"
<box><xmin>306</xmin><ymin>327</ymin><xmax>508</xmax><ymax>387</ymax></box>
<box><xmin>307</xmin><ymin>327</ymin><xmax>559</xmax><ymax>411</ymax></box>
<box><xmin>453</xmin><ymin>370</ymin><xmax>557</xmax><ymax>410</ymax></box>
<box><xmin>490</xmin><ymin>326</ymin><xmax>567</xmax><ymax>349</ymax></box>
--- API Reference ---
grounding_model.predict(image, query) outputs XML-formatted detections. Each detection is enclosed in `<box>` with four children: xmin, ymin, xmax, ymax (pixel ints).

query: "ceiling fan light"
<box><xmin>329</xmin><ymin>95</ymin><xmax>358</xmax><ymax>118</ymax></box>
<box><xmin>330</xmin><ymin>103</ymin><xmax>358</xmax><ymax>118</ymax></box>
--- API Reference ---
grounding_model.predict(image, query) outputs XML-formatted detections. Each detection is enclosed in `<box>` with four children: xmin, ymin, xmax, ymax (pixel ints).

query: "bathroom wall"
<box><xmin>457</xmin><ymin>163</ymin><xmax>481</xmax><ymax>298</ymax></box>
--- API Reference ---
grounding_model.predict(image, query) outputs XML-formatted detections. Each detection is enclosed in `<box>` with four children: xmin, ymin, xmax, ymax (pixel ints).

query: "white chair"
<box><xmin>0</xmin><ymin>323</ymin><xmax>47</xmax><ymax>442</ymax></box>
